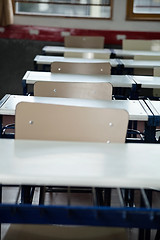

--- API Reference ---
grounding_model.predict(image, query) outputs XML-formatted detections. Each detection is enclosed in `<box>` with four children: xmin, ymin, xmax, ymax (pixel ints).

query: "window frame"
<box><xmin>126</xmin><ymin>0</ymin><xmax>160</xmax><ymax>21</ymax></box>
<box><xmin>12</xmin><ymin>0</ymin><xmax>113</xmax><ymax>20</ymax></box>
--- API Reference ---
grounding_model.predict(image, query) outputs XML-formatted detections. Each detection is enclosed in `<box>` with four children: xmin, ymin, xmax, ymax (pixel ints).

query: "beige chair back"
<box><xmin>151</xmin><ymin>40</ymin><xmax>160</xmax><ymax>51</ymax></box>
<box><xmin>15</xmin><ymin>102</ymin><xmax>128</xmax><ymax>143</ymax></box>
<box><xmin>64</xmin><ymin>36</ymin><xmax>105</xmax><ymax>48</ymax></box>
<box><xmin>123</xmin><ymin>39</ymin><xmax>151</xmax><ymax>51</ymax></box>
<box><xmin>123</xmin><ymin>39</ymin><xmax>160</xmax><ymax>51</ymax></box>
<box><xmin>64</xmin><ymin>52</ymin><xmax>110</xmax><ymax>59</ymax></box>
<box><xmin>154</xmin><ymin>67</ymin><xmax>160</xmax><ymax>76</ymax></box>
<box><xmin>153</xmin><ymin>67</ymin><xmax>160</xmax><ymax>97</ymax></box>
<box><xmin>51</xmin><ymin>62</ymin><xmax>111</xmax><ymax>75</ymax></box>
<box><xmin>134</xmin><ymin>55</ymin><xmax>160</xmax><ymax>61</ymax></box>
<box><xmin>34</xmin><ymin>81</ymin><xmax>112</xmax><ymax>100</ymax></box>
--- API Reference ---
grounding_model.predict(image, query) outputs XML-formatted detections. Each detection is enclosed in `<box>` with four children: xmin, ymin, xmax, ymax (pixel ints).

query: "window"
<box><xmin>126</xmin><ymin>0</ymin><xmax>160</xmax><ymax>21</ymax></box>
<box><xmin>13</xmin><ymin>0</ymin><xmax>113</xmax><ymax>20</ymax></box>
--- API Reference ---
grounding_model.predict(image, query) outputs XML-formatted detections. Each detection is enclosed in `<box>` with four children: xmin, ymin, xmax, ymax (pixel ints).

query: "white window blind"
<box><xmin>14</xmin><ymin>0</ymin><xmax>112</xmax><ymax>19</ymax></box>
<box><xmin>133</xmin><ymin>0</ymin><xmax>160</xmax><ymax>14</ymax></box>
<box><xmin>126</xmin><ymin>0</ymin><xmax>160</xmax><ymax>20</ymax></box>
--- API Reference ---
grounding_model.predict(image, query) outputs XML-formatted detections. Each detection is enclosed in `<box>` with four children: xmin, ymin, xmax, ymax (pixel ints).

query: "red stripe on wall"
<box><xmin>0</xmin><ymin>25</ymin><xmax>160</xmax><ymax>45</ymax></box>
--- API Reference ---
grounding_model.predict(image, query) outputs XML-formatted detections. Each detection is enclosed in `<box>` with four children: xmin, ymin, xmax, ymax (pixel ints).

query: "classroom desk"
<box><xmin>42</xmin><ymin>46</ymin><xmax>160</xmax><ymax>59</ymax></box>
<box><xmin>112</xmin><ymin>49</ymin><xmax>160</xmax><ymax>59</ymax></box>
<box><xmin>120</xmin><ymin>59</ymin><xmax>160</xmax><ymax>69</ymax></box>
<box><xmin>33</xmin><ymin>55</ymin><xmax>118</xmax><ymax>71</ymax></box>
<box><xmin>22</xmin><ymin>71</ymin><xmax>160</xmax><ymax>99</ymax></box>
<box><xmin>42</xmin><ymin>46</ymin><xmax>111</xmax><ymax>55</ymax></box>
<box><xmin>1</xmin><ymin>139</ymin><xmax>160</xmax><ymax>235</ymax></box>
<box><xmin>33</xmin><ymin>55</ymin><xmax>160</xmax><ymax>74</ymax></box>
<box><xmin>113</xmin><ymin>59</ymin><xmax>160</xmax><ymax>75</ymax></box>
<box><xmin>144</xmin><ymin>99</ymin><xmax>160</xmax><ymax>125</ymax></box>
<box><xmin>22</xmin><ymin>71</ymin><xmax>136</xmax><ymax>97</ymax></box>
<box><xmin>132</xmin><ymin>76</ymin><xmax>160</xmax><ymax>89</ymax></box>
<box><xmin>129</xmin><ymin>76</ymin><xmax>160</xmax><ymax>98</ymax></box>
<box><xmin>0</xmin><ymin>94</ymin><xmax>155</xmax><ymax>142</ymax></box>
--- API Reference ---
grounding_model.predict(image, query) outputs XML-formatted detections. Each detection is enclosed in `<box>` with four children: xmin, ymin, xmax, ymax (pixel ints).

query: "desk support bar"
<box><xmin>0</xmin><ymin>203</ymin><xmax>160</xmax><ymax>229</ymax></box>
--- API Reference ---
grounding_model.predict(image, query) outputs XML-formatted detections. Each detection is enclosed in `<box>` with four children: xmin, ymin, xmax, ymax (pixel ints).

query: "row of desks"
<box><xmin>42</xmin><ymin>45</ymin><xmax>160</xmax><ymax>58</ymax></box>
<box><xmin>22</xmin><ymin>71</ymin><xmax>160</xmax><ymax>98</ymax></box>
<box><xmin>1</xmin><ymin>139</ymin><xmax>160</xmax><ymax>231</ymax></box>
<box><xmin>34</xmin><ymin>55</ymin><xmax>160</xmax><ymax>74</ymax></box>
<box><xmin>1</xmin><ymin>94</ymin><xmax>160</xmax><ymax>142</ymax></box>
<box><xmin>1</xmin><ymin>45</ymin><xmax>160</xmax><ymax>239</ymax></box>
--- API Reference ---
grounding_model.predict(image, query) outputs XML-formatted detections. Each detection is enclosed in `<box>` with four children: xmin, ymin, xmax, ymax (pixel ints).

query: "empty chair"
<box><xmin>15</xmin><ymin>102</ymin><xmax>128</xmax><ymax>143</ymax></box>
<box><xmin>64</xmin><ymin>51</ymin><xmax>110</xmax><ymax>59</ymax></box>
<box><xmin>34</xmin><ymin>81</ymin><xmax>113</xmax><ymax>100</ymax></box>
<box><xmin>64</xmin><ymin>36</ymin><xmax>105</xmax><ymax>48</ymax></box>
<box><xmin>15</xmin><ymin>101</ymin><xmax>128</xmax><ymax>203</ymax></box>
<box><xmin>51</xmin><ymin>61</ymin><xmax>111</xmax><ymax>75</ymax></box>
<box><xmin>12</xmin><ymin>102</ymin><xmax>129</xmax><ymax>240</ymax></box>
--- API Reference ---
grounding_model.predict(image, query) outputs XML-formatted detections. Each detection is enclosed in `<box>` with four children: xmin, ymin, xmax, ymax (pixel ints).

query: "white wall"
<box><xmin>13</xmin><ymin>0</ymin><xmax>160</xmax><ymax>32</ymax></box>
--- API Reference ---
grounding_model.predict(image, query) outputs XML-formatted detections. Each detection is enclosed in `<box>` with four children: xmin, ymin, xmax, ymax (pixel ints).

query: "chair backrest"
<box><xmin>64</xmin><ymin>52</ymin><xmax>110</xmax><ymax>59</ymax></box>
<box><xmin>51</xmin><ymin>61</ymin><xmax>111</xmax><ymax>75</ymax></box>
<box><xmin>15</xmin><ymin>102</ymin><xmax>129</xmax><ymax>143</ymax></box>
<box><xmin>151</xmin><ymin>40</ymin><xmax>160</xmax><ymax>51</ymax></box>
<box><xmin>123</xmin><ymin>39</ymin><xmax>151</xmax><ymax>51</ymax></box>
<box><xmin>154</xmin><ymin>67</ymin><xmax>160</xmax><ymax>76</ymax></box>
<box><xmin>64</xmin><ymin>36</ymin><xmax>105</xmax><ymax>48</ymax></box>
<box><xmin>153</xmin><ymin>67</ymin><xmax>160</xmax><ymax>97</ymax></box>
<box><xmin>123</xmin><ymin>39</ymin><xmax>160</xmax><ymax>51</ymax></box>
<box><xmin>134</xmin><ymin>55</ymin><xmax>160</xmax><ymax>61</ymax></box>
<box><xmin>34</xmin><ymin>81</ymin><xmax>113</xmax><ymax>100</ymax></box>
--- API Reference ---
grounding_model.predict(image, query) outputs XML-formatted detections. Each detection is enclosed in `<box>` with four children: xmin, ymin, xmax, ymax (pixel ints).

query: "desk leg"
<box><xmin>0</xmin><ymin>185</ymin><xmax>2</xmax><ymax>240</ymax></box>
<box><xmin>155</xmin><ymin>230</ymin><xmax>160</xmax><ymax>240</ymax></box>
<box><xmin>43</xmin><ymin>64</ymin><xmax>50</xmax><ymax>72</ymax></box>
<box><xmin>22</xmin><ymin>80</ymin><xmax>27</xmax><ymax>95</ymax></box>
<box><xmin>21</xmin><ymin>186</ymin><xmax>35</xmax><ymax>204</ymax></box>
<box><xmin>126</xmin><ymin>68</ymin><xmax>134</xmax><ymax>75</ymax></box>
<box><xmin>39</xmin><ymin>186</ymin><xmax>45</xmax><ymax>205</ymax></box>
<box><xmin>130</xmin><ymin>84</ymin><xmax>141</xmax><ymax>100</ymax></box>
<box><xmin>138</xmin><ymin>190</ymin><xmax>152</xmax><ymax>240</ymax></box>
<box><xmin>124</xmin><ymin>189</ymin><xmax>134</xmax><ymax>207</ymax></box>
<box><xmin>34</xmin><ymin>61</ymin><xmax>38</xmax><ymax>71</ymax></box>
<box><xmin>0</xmin><ymin>116</ymin><xmax>2</xmax><ymax>138</ymax></box>
<box><xmin>144</xmin><ymin>124</ymin><xmax>156</xmax><ymax>143</ymax></box>
<box><xmin>115</xmin><ymin>64</ymin><xmax>124</xmax><ymax>75</ymax></box>
<box><xmin>104</xmin><ymin>188</ymin><xmax>111</xmax><ymax>206</ymax></box>
<box><xmin>95</xmin><ymin>188</ymin><xmax>111</xmax><ymax>206</ymax></box>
